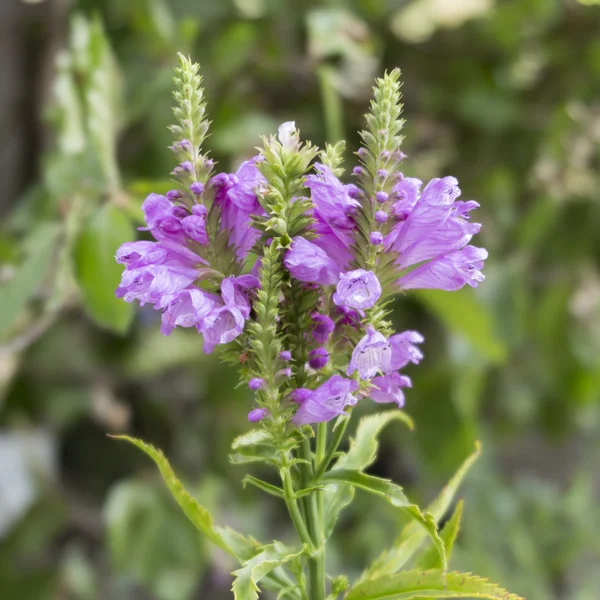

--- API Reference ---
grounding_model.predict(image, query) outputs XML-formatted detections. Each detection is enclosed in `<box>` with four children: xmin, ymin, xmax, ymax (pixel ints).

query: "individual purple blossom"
<box><xmin>280</xmin><ymin>350</ymin><xmax>292</xmax><ymax>361</ymax></box>
<box><xmin>284</xmin><ymin>237</ymin><xmax>341</xmax><ymax>286</ymax></box>
<box><xmin>248</xmin><ymin>408</ymin><xmax>269</xmax><ymax>422</ymax></box>
<box><xmin>308</xmin><ymin>348</ymin><xmax>329</xmax><ymax>370</ymax></box>
<box><xmin>304</xmin><ymin>164</ymin><xmax>359</xmax><ymax>237</ymax></box>
<box><xmin>311</xmin><ymin>313</ymin><xmax>335</xmax><ymax>344</ymax></box>
<box><xmin>166</xmin><ymin>190</ymin><xmax>182</xmax><ymax>201</ymax></box>
<box><xmin>389</xmin><ymin>331</ymin><xmax>425</xmax><ymax>370</ymax></box>
<box><xmin>192</xmin><ymin>204</ymin><xmax>207</xmax><ymax>217</ymax></box>
<box><xmin>181</xmin><ymin>161</ymin><xmax>194</xmax><ymax>172</ymax></box>
<box><xmin>249</xmin><ymin>378</ymin><xmax>265</xmax><ymax>390</ymax></box>
<box><xmin>199</xmin><ymin>304</ymin><xmax>246</xmax><ymax>354</ymax></box>
<box><xmin>290</xmin><ymin>388</ymin><xmax>313</xmax><ymax>404</ymax></box>
<box><xmin>370</xmin><ymin>232</ymin><xmax>384</xmax><ymax>245</ymax></box>
<box><xmin>221</xmin><ymin>274</ymin><xmax>260</xmax><ymax>319</ymax></box>
<box><xmin>160</xmin><ymin>288</ymin><xmax>215</xmax><ymax>335</ymax></box>
<box><xmin>291</xmin><ymin>375</ymin><xmax>359</xmax><ymax>425</ymax></box>
<box><xmin>347</xmin><ymin>325</ymin><xmax>392</xmax><ymax>380</ymax></box>
<box><xmin>396</xmin><ymin>246</ymin><xmax>487</xmax><ymax>291</ymax></box>
<box><xmin>333</xmin><ymin>269</ymin><xmax>382</xmax><ymax>310</ymax></box>
<box><xmin>190</xmin><ymin>182</ymin><xmax>204</xmax><ymax>195</ymax></box>
<box><xmin>181</xmin><ymin>215</ymin><xmax>208</xmax><ymax>245</ymax></box>
<box><xmin>369</xmin><ymin>373</ymin><xmax>412</xmax><ymax>408</ymax></box>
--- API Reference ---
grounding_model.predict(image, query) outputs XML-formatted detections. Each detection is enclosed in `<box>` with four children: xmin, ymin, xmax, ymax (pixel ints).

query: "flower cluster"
<box><xmin>115</xmin><ymin>62</ymin><xmax>487</xmax><ymax>427</ymax></box>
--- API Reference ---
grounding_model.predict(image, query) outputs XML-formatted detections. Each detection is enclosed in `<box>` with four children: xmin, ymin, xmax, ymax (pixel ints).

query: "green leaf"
<box><xmin>363</xmin><ymin>443</ymin><xmax>480</xmax><ymax>580</ymax></box>
<box><xmin>0</xmin><ymin>223</ymin><xmax>61</xmax><ymax>340</ymax></box>
<box><xmin>346</xmin><ymin>569</ymin><xmax>524</xmax><ymax>600</ymax></box>
<box><xmin>321</xmin><ymin>469</ymin><xmax>412</xmax><ymax>508</ymax></box>
<box><xmin>323</xmin><ymin>411</ymin><xmax>413</xmax><ymax>539</ymax></box>
<box><xmin>322</xmin><ymin>469</ymin><xmax>446</xmax><ymax>571</ymax></box>
<box><xmin>416</xmin><ymin>500</ymin><xmax>464</xmax><ymax>570</ymax></box>
<box><xmin>414</xmin><ymin>289</ymin><xmax>507</xmax><ymax>364</ymax></box>
<box><xmin>73</xmin><ymin>203</ymin><xmax>134</xmax><ymax>334</ymax></box>
<box><xmin>231</xmin><ymin>542</ymin><xmax>305</xmax><ymax>600</ymax></box>
<box><xmin>242</xmin><ymin>475</ymin><xmax>284</xmax><ymax>499</ymax></box>
<box><xmin>111</xmin><ymin>435</ymin><xmax>244</xmax><ymax>556</ymax></box>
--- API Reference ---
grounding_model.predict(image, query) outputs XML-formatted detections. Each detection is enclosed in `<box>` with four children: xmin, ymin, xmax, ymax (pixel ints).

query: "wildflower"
<box><xmin>308</xmin><ymin>348</ymin><xmax>329</xmax><ymax>370</ymax></box>
<box><xmin>311</xmin><ymin>313</ymin><xmax>335</xmax><ymax>344</ymax></box>
<box><xmin>369</xmin><ymin>373</ymin><xmax>412</xmax><ymax>408</ymax></box>
<box><xmin>389</xmin><ymin>331</ymin><xmax>425</xmax><ymax>370</ymax></box>
<box><xmin>279</xmin><ymin>350</ymin><xmax>292</xmax><ymax>361</ymax></box>
<box><xmin>333</xmin><ymin>269</ymin><xmax>382</xmax><ymax>309</ymax></box>
<box><xmin>284</xmin><ymin>237</ymin><xmax>341</xmax><ymax>285</ymax></box>
<box><xmin>248</xmin><ymin>408</ymin><xmax>269</xmax><ymax>422</ymax></box>
<box><xmin>347</xmin><ymin>326</ymin><xmax>392</xmax><ymax>380</ymax></box>
<box><xmin>249</xmin><ymin>378</ymin><xmax>265</xmax><ymax>391</ymax></box>
<box><xmin>291</xmin><ymin>376</ymin><xmax>358</xmax><ymax>425</ymax></box>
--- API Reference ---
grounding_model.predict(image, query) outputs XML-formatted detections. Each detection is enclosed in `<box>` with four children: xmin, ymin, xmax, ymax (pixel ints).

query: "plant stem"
<box><xmin>314</xmin><ymin>417</ymin><xmax>349</xmax><ymax>481</ymax></box>
<box><xmin>281</xmin><ymin>462</ymin><xmax>314</xmax><ymax>552</ymax></box>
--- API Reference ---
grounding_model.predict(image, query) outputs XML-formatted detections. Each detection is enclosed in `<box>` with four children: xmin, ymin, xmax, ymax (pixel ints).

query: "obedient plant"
<box><xmin>112</xmin><ymin>55</ymin><xmax>520</xmax><ymax>600</ymax></box>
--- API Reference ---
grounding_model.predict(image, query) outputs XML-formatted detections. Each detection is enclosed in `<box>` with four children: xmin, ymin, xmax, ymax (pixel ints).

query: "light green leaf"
<box><xmin>232</xmin><ymin>542</ymin><xmax>305</xmax><ymax>600</ymax></box>
<box><xmin>322</xmin><ymin>469</ymin><xmax>446</xmax><ymax>571</ymax></box>
<box><xmin>242</xmin><ymin>475</ymin><xmax>284</xmax><ymax>499</ymax></box>
<box><xmin>73</xmin><ymin>203</ymin><xmax>133</xmax><ymax>334</ymax></box>
<box><xmin>111</xmin><ymin>435</ymin><xmax>242</xmax><ymax>556</ymax></box>
<box><xmin>363</xmin><ymin>443</ymin><xmax>480</xmax><ymax>580</ymax></box>
<box><xmin>414</xmin><ymin>288</ymin><xmax>507</xmax><ymax>364</ymax></box>
<box><xmin>0</xmin><ymin>223</ymin><xmax>61</xmax><ymax>339</ymax></box>
<box><xmin>230</xmin><ymin>428</ymin><xmax>278</xmax><ymax>466</ymax></box>
<box><xmin>321</xmin><ymin>469</ymin><xmax>412</xmax><ymax>508</ymax></box>
<box><xmin>323</xmin><ymin>411</ymin><xmax>413</xmax><ymax>539</ymax></box>
<box><xmin>416</xmin><ymin>499</ymin><xmax>464</xmax><ymax>570</ymax></box>
<box><xmin>346</xmin><ymin>569</ymin><xmax>524</xmax><ymax>600</ymax></box>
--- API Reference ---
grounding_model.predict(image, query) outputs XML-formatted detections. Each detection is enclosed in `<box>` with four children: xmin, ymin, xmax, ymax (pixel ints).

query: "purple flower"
<box><xmin>375</xmin><ymin>210</ymin><xmax>388</xmax><ymax>223</ymax></box>
<box><xmin>291</xmin><ymin>375</ymin><xmax>359</xmax><ymax>425</ymax></box>
<box><xmin>284</xmin><ymin>237</ymin><xmax>341</xmax><ymax>285</ymax></box>
<box><xmin>221</xmin><ymin>274</ymin><xmax>260</xmax><ymax>319</ymax></box>
<box><xmin>333</xmin><ymin>269</ymin><xmax>381</xmax><ymax>310</ymax></box>
<box><xmin>389</xmin><ymin>331</ymin><xmax>425</xmax><ymax>370</ymax></box>
<box><xmin>370</xmin><ymin>232</ymin><xmax>384</xmax><ymax>245</ymax></box>
<box><xmin>181</xmin><ymin>215</ymin><xmax>208</xmax><ymax>245</ymax></box>
<box><xmin>116</xmin><ymin>264</ymin><xmax>199</xmax><ymax>308</ymax></box>
<box><xmin>375</xmin><ymin>191</ymin><xmax>388</xmax><ymax>203</ymax></box>
<box><xmin>305</xmin><ymin>164</ymin><xmax>359</xmax><ymax>241</ymax></box>
<box><xmin>280</xmin><ymin>350</ymin><xmax>292</xmax><ymax>361</ymax></box>
<box><xmin>369</xmin><ymin>373</ymin><xmax>412</xmax><ymax>408</ymax></box>
<box><xmin>311</xmin><ymin>313</ymin><xmax>335</xmax><ymax>344</ymax></box>
<box><xmin>190</xmin><ymin>182</ymin><xmax>204</xmax><ymax>195</ymax></box>
<box><xmin>308</xmin><ymin>348</ymin><xmax>329</xmax><ymax>370</ymax></box>
<box><xmin>249</xmin><ymin>378</ymin><xmax>265</xmax><ymax>390</ymax></box>
<box><xmin>248</xmin><ymin>408</ymin><xmax>269</xmax><ymax>422</ymax></box>
<box><xmin>199</xmin><ymin>304</ymin><xmax>246</xmax><ymax>354</ymax></box>
<box><xmin>397</xmin><ymin>246</ymin><xmax>487</xmax><ymax>292</ymax></box>
<box><xmin>347</xmin><ymin>326</ymin><xmax>392</xmax><ymax>380</ymax></box>
<box><xmin>160</xmin><ymin>288</ymin><xmax>215</xmax><ymax>335</ymax></box>
<box><xmin>290</xmin><ymin>388</ymin><xmax>313</xmax><ymax>404</ymax></box>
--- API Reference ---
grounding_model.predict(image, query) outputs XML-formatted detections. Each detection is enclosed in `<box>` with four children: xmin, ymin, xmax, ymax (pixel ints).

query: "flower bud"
<box><xmin>308</xmin><ymin>348</ymin><xmax>329</xmax><ymax>370</ymax></box>
<box><xmin>190</xmin><ymin>182</ymin><xmax>204</xmax><ymax>195</ymax></box>
<box><xmin>249</xmin><ymin>378</ymin><xmax>265</xmax><ymax>390</ymax></box>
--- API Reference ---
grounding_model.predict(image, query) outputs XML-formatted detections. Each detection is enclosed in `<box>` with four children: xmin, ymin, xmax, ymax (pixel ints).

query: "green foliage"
<box><xmin>346</xmin><ymin>570</ymin><xmax>524</xmax><ymax>600</ymax></box>
<box><xmin>74</xmin><ymin>204</ymin><xmax>134</xmax><ymax>334</ymax></box>
<box><xmin>231</xmin><ymin>542</ymin><xmax>305</xmax><ymax>600</ymax></box>
<box><xmin>363</xmin><ymin>444</ymin><xmax>480</xmax><ymax>580</ymax></box>
<box><xmin>0</xmin><ymin>224</ymin><xmax>61</xmax><ymax>339</ymax></box>
<box><xmin>111</xmin><ymin>435</ymin><xmax>250</xmax><ymax>557</ymax></box>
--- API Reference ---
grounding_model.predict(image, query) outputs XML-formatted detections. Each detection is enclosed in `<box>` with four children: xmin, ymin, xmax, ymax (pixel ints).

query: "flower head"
<box><xmin>347</xmin><ymin>326</ymin><xmax>392</xmax><ymax>380</ymax></box>
<box><xmin>291</xmin><ymin>376</ymin><xmax>358</xmax><ymax>425</ymax></box>
<box><xmin>333</xmin><ymin>269</ymin><xmax>382</xmax><ymax>310</ymax></box>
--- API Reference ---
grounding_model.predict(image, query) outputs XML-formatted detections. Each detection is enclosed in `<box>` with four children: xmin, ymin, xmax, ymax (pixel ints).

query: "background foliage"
<box><xmin>1</xmin><ymin>0</ymin><xmax>599</xmax><ymax>598</ymax></box>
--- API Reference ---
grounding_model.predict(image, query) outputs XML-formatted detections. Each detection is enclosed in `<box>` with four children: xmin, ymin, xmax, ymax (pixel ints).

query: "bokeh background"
<box><xmin>1</xmin><ymin>0</ymin><xmax>600</xmax><ymax>598</ymax></box>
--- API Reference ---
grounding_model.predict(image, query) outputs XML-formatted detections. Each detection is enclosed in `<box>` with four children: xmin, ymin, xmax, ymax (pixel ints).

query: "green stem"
<box><xmin>281</xmin><ymin>462</ymin><xmax>314</xmax><ymax>552</ymax></box>
<box><xmin>314</xmin><ymin>417</ymin><xmax>349</xmax><ymax>481</ymax></box>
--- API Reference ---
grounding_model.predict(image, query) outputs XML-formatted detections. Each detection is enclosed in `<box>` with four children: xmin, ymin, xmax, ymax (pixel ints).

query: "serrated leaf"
<box><xmin>73</xmin><ymin>203</ymin><xmax>134</xmax><ymax>334</ymax></box>
<box><xmin>363</xmin><ymin>443</ymin><xmax>480</xmax><ymax>580</ymax></box>
<box><xmin>0</xmin><ymin>223</ymin><xmax>61</xmax><ymax>340</ymax></box>
<box><xmin>414</xmin><ymin>289</ymin><xmax>506</xmax><ymax>365</ymax></box>
<box><xmin>346</xmin><ymin>569</ymin><xmax>524</xmax><ymax>600</ymax></box>
<box><xmin>231</xmin><ymin>542</ymin><xmax>305</xmax><ymax>600</ymax></box>
<box><xmin>111</xmin><ymin>435</ymin><xmax>242</xmax><ymax>556</ymax></box>
<box><xmin>323</xmin><ymin>411</ymin><xmax>414</xmax><ymax>539</ymax></box>
<box><xmin>416</xmin><ymin>500</ymin><xmax>463</xmax><ymax>570</ymax></box>
<box><xmin>322</xmin><ymin>469</ymin><xmax>412</xmax><ymax>508</ymax></box>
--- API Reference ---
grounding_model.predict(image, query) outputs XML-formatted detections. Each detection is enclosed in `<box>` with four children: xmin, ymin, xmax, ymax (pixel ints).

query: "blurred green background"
<box><xmin>1</xmin><ymin>0</ymin><xmax>600</xmax><ymax>598</ymax></box>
